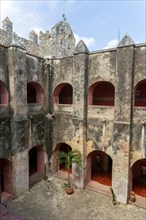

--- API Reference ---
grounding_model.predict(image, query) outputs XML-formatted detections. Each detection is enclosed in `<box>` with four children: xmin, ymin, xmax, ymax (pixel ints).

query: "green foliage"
<box><xmin>63</xmin><ymin>182</ymin><xmax>71</xmax><ymax>189</ymax></box>
<box><xmin>57</xmin><ymin>149</ymin><xmax>82</xmax><ymax>170</ymax></box>
<box><xmin>110</xmin><ymin>187</ymin><xmax>116</xmax><ymax>201</ymax></box>
<box><xmin>57</xmin><ymin>149</ymin><xmax>82</xmax><ymax>186</ymax></box>
<box><xmin>43</xmin><ymin>175</ymin><xmax>48</xmax><ymax>181</ymax></box>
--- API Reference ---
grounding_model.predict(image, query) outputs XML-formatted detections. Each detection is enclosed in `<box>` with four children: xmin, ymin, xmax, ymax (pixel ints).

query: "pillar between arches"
<box><xmin>112</xmin><ymin>154</ymin><xmax>129</xmax><ymax>204</ymax></box>
<box><xmin>12</xmin><ymin>151</ymin><xmax>29</xmax><ymax>196</ymax></box>
<box><xmin>72</xmin><ymin>162</ymin><xmax>85</xmax><ymax>188</ymax></box>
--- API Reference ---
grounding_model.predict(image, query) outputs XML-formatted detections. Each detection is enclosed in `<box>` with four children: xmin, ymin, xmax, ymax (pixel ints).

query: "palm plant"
<box><xmin>57</xmin><ymin>148</ymin><xmax>82</xmax><ymax>188</ymax></box>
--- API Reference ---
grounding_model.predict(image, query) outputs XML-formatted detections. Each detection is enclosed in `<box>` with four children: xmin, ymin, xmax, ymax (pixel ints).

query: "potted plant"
<box><xmin>110</xmin><ymin>187</ymin><xmax>117</xmax><ymax>205</ymax></box>
<box><xmin>57</xmin><ymin>148</ymin><xmax>82</xmax><ymax>194</ymax></box>
<box><xmin>129</xmin><ymin>191</ymin><xmax>136</xmax><ymax>202</ymax></box>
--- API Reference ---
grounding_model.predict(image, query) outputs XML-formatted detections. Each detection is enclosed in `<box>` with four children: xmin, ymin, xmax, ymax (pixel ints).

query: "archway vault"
<box><xmin>88</xmin><ymin>81</ymin><xmax>115</xmax><ymax>106</ymax></box>
<box><xmin>29</xmin><ymin>145</ymin><xmax>45</xmax><ymax>186</ymax></box>
<box><xmin>134</xmin><ymin>79</ymin><xmax>146</xmax><ymax>107</ymax></box>
<box><xmin>0</xmin><ymin>158</ymin><xmax>13</xmax><ymax>202</ymax></box>
<box><xmin>51</xmin><ymin>143</ymin><xmax>72</xmax><ymax>178</ymax></box>
<box><xmin>86</xmin><ymin>150</ymin><xmax>113</xmax><ymax>188</ymax></box>
<box><xmin>53</xmin><ymin>83</ymin><xmax>73</xmax><ymax>104</ymax></box>
<box><xmin>131</xmin><ymin>159</ymin><xmax>146</xmax><ymax>198</ymax></box>
<box><xmin>27</xmin><ymin>82</ymin><xmax>44</xmax><ymax>104</ymax></box>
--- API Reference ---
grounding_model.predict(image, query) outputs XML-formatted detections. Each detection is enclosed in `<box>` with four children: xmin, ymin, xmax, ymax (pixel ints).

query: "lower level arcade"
<box><xmin>0</xmin><ymin>143</ymin><xmax>146</xmax><ymax>208</ymax></box>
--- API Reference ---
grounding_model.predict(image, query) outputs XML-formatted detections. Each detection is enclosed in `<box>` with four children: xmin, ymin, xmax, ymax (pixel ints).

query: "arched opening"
<box><xmin>0</xmin><ymin>158</ymin><xmax>13</xmax><ymax>201</ymax></box>
<box><xmin>131</xmin><ymin>159</ymin><xmax>146</xmax><ymax>197</ymax></box>
<box><xmin>86</xmin><ymin>150</ymin><xmax>112</xmax><ymax>186</ymax></box>
<box><xmin>29</xmin><ymin>145</ymin><xmax>45</xmax><ymax>186</ymax></box>
<box><xmin>27</xmin><ymin>82</ymin><xmax>44</xmax><ymax>104</ymax></box>
<box><xmin>29</xmin><ymin>147</ymin><xmax>37</xmax><ymax>176</ymax></box>
<box><xmin>59</xmin><ymin>144</ymin><xmax>72</xmax><ymax>172</ymax></box>
<box><xmin>51</xmin><ymin>143</ymin><xmax>72</xmax><ymax>175</ymax></box>
<box><xmin>0</xmin><ymin>81</ymin><xmax>8</xmax><ymax>105</ymax></box>
<box><xmin>134</xmin><ymin>80</ymin><xmax>146</xmax><ymax>107</ymax></box>
<box><xmin>88</xmin><ymin>81</ymin><xmax>115</xmax><ymax>106</ymax></box>
<box><xmin>53</xmin><ymin>83</ymin><xmax>73</xmax><ymax>104</ymax></box>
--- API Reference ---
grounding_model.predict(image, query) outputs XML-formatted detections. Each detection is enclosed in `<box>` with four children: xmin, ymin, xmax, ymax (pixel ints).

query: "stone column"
<box><xmin>72</xmin><ymin>40</ymin><xmax>89</xmax><ymax>187</ymax></box>
<box><xmin>43</xmin><ymin>59</ymin><xmax>54</xmax><ymax>176</ymax></box>
<box><xmin>12</xmin><ymin>151</ymin><xmax>29</xmax><ymax>196</ymax></box>
<box><xmin>8</xmin><ymin>46</ymin><xmax>29</xmax><ymax>196</ymax></box>
<box><xmin>112</xmin><ymin>35</ymin><xmax>135</xmax><ymax>204</ymax></box>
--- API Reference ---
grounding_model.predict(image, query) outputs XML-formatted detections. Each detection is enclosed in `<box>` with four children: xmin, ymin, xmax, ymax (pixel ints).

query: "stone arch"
<box><xmin>27</xmin><ymin>82</ymin><xmax>44</xmax><ymax>104</ymax></box>
<box><xmin>0</xmin><ymin>80</ymin><xmax>8</xmax><ymax>105</ymax></box>
<box><xmin>51</xmin><ymin>143</ymin><xmax>72</xmax><ymax>175</ymax></box>
<box><xmin>53</xmin><ymin>83</ymin><xmax>73</xmax><ymax>104</ymax></box>
<box><xmin>88</xmin><ymin>81</ymin><xmax>115</xmax><ymax>106</ymax></box>
<box><xmin>86</xmin><ymin>150</ymin><xmax>112</xmax><ymax>187</ymax></box>
<box><xmin>134</xmin><ymin>79</ymin><xmax>146</xmax><ymax>107</ymax></box>
<box><xmin>130</xmin><ymin>159</ymin><xmax>146</xmax><ymax>198</ymax></box>
<box><xmin>29</xmin><ymin>145</ymin><xmax>45</xmax><ymax>185</ymax></box>
<box><xmin>0</xmin><ymin>158</ymin><xmax>13</xmax><ymax>201</ymax></box>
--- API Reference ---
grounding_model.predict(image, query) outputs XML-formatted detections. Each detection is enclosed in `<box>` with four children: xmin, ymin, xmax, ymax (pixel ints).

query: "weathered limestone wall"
<box><xmin>12</xmin><ymin>151</ymin><xmax>29</xmax><ymax>196</ymax></box>
<box><xmin>26</xmin><ymin>55</ymin><xmax>44</xmax><ymax>87</ymax></box>
<box><xmin>0</xmin><ymin>118</ymin><xmax>11</xmax><ymax>159</ymax></box>
<box><xmin>87</xmin><ymin>50</ymin><xmax>116</xmax><ymax>154</ymax></box>
<box><xmin>53</xmin><ymin>57</ymin><xmax>73</xmax><ymax>87</ymax></box>
<box><xmin>0</xmin><ymin>46</ymin><xmax>9</xmax><ymax>89</ymax></box>
<box><xmin>0</xmin><ymin>46</ymin><xmax>11</xmax><ymax>161</ymax></box>
<box><xmin>0</xmin><ymin>34</ymin><xmax>146</xmax><ymax>204</ymax></box>
<box><xmin>88</xmin><ymin>50</ymin><xmax>116</xmax><ymax>85</ymax></box>
<box><xmin>8</xmin><ymin>46</ymin><xmax>27</xmax><ymax>119</ymax></box>
<box><xmin>39</xmin><ymin>21</ymin><xmax>75</xmax><ymax>58</ymax></box>
<box><xmin>0</xmin><ymin>29</ymin><xmax>12</xmax><ymax>46</ymax></box>
<box><xmin>0</xmin><ymin>46</ymin><xmax>47</xmax><ymax>196</ymax></box>
<box><xmin>0</xmin><ymin>18</ymin><xmax>75</xmax><ymax>58</ymax></box>
<box><xmin>72</xmin><ymin>41</ymin><xmax>89</xmax><ymax>187</ymax></box>
<box><xmin>0</xmin><ymin>29</ymin><xmax>39</xmax><ymax>56</ymax></box>
<box><xmin>50</xmin><ymin>41</ymin><xmax>89</xmax><ymax>187</ymax></box>
<box><xmin>131</xmin><ymin>44</ymin><xmax>146</xmax><ymax>165</ymax></box>
<box><xmin>51</xmin><ymin>56</ymin><xmax>76</xmax><ymax>148</ymax></box>
<box><xmin>29</xmin><ymin>114</ymin><xmax>45</xmax><ymax>148</ymax></box>
<box><xmin>7</xmin><ymin>46</ymin><xmax>29</xmax><ymax>195</ymax></box>
<box><xmin>49</xmin><ymin>40</ymin><xmax>146</xmax><ymax>202</ymax></box>
<box><xmin>133</xmin><ymin>44</ymin><xmax>146</xmax><ymax>85</ymax></box>
<box><xmin>112</xmin><ymin>43</ymin><xmax>135</xmax><ymax>204</ymax></box>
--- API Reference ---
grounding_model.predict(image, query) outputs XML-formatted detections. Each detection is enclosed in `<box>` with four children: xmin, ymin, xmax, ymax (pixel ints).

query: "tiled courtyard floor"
<box><xmin>2</xmin><ymin>176</ymin><xmax>146</xmax><ymax>220</ymax></box>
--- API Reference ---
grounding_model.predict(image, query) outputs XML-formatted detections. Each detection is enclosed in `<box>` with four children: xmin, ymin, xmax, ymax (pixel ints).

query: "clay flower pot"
<box><xmin>112</xmin><ymin>200</ymin><xmax>117</xmax><ymax>205</ymax></box>
<box><xmin>65</xmin><ymin>187</ymin><xmax>74</xmax><ymax>195</ymax></box>
<box><xmin>64</xmin><ymin>182</ymin><xmax>74</xmax><ymax>195</ymax></box>
<box><xmin>129</xmin><ymin>191</ymin><xmax>136</xmax><ymax>202</ymax></box>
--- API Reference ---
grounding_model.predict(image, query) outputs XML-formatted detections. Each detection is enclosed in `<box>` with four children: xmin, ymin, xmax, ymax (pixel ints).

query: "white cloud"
<box><xmin>0</xmin><ymin>1</ymin><xmax>43</xmax><ymax>38</ymax></box>
<box><xmin>103</xmin><ymin>39</ymin><xmax>118</xmax><ymax>49</ymax></box>
<box><xmin>0</xmin><ymin>1</ymin><xmax>96</xmax><ymax>50</ymax></box>
<box><xmin>1</xmin><ymin>0</ymin><xmax>20</xmax><ymax>21</ymax></box>
<box><xmin>74</xmin><ymin>33</ymin><xmax>95</xmax><ymax>49</ymax></box>
<box><xmin>0</xmin><ymin>0</ymin><xmax>70</xmax><ymax>37</ymax></box>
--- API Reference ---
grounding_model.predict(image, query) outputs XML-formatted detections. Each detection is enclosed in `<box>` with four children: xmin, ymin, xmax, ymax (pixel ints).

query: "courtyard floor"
<box><xmin>3</xmin><ymin>176</ymin><xmax>146</xmax><ymax>220</ymax></box>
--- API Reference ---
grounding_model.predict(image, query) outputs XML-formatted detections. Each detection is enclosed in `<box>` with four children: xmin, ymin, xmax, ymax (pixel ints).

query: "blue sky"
<box><xmin>0</xmin><ymin>0</ymin><xmax>145</xmax><ymax>51</ymax></box>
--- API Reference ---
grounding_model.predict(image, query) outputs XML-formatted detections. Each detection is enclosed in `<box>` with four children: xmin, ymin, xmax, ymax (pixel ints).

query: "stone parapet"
<box><xmin>0</xmin><ymin>17</ymin><xmax>75</xmax><ymax>58</ymax></box>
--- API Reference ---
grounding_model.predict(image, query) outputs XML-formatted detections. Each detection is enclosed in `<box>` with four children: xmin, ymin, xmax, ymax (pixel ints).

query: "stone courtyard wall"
<box><xmin>0</xmin><ymin>17</ymin><xmax>146</xmax><ymax>205</ymax></box>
